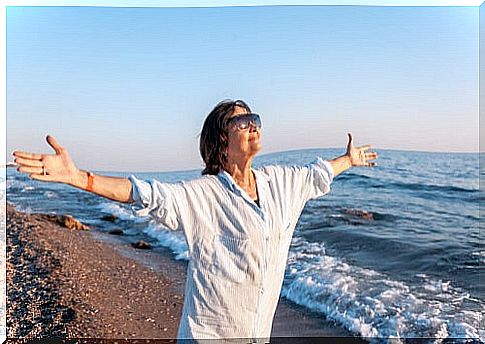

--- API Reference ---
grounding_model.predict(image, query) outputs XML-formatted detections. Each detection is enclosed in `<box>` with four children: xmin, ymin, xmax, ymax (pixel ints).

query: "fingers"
<box><xmin>365</xmin><ymin>152</ymin><xmax>378</xmax><ymax>160</ymax></box>
<box><xmin>14</xmin><ymin>157</ymin><xmax>43</xmax><ymax>168</ymax></box>
<box><xmin>347</xmin><ymin>133</ymin><xmax>353</xmax><ymax>146</ymax></box>
<box><xmin>30</xmin><ymin>173</ymin><xmax>56</xmax><ymax>182</ymax></box>
<box><xmin>13</xmin><ymin>151</ymin><xmax>43</xmax><ymax>160</ymax></box>
<box><xmin>364</xmin><ymin>151</ymin><xmax>378</xmax><ymax>168</ymax></box>
<box><xmin>17</xmin><ymin>166</ymin><xmax>43</xmax><ymax>175</ymax></box>
<box><xmin>46</xmin><ymin>135</ymin><xmax>64</xmax><ymax>154</ymax></box>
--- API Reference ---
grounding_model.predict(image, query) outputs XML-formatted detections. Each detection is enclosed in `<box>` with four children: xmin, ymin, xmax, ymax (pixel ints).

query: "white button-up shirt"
<box><xmin>129</xmin><ymin>158</ymin><xmax>334</xmax><ymax>341</ymax></box>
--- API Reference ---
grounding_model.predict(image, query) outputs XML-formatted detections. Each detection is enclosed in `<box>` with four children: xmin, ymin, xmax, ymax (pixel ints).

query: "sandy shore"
<box><xmin>6</xmin><ymin>203</ymin><xmax>365</xmax><ymax>342</ymax></box>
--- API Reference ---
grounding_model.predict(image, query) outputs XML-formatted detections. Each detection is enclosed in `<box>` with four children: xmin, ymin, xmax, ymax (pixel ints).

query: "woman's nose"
<box><xmin>249</xmin><ymin>121</ymin><xmax>259</xmax><ymax>132</ymax></box>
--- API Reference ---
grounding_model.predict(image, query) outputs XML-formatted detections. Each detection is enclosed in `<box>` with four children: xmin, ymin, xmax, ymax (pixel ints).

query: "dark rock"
<box><xmin>59</xmin><ymin>215</ymin><xmax>90</xmax><ymax>230</ymax></box>
<box><xmin>101</xmin><ymin>214</ymin><xmax>118</xmax><ymax>222</ymax></box>
<box><xmin>108</xmin><ymin>229</ymin><xmax>124</xmax><ymax>235</ymax></box>
<box><xmin>39</xmin><ymin>214</ymin><xmax>90</xmax><ymax>230</ymax></box>
<box><xmin>131</xmin><ymin>240</ymin><xmax>152</xmax><ymax>250</ymax></box>
<box><xmin>344</xmin><ymin>209</ymin><xmax>374</xmax><ymax>220</ymax></box>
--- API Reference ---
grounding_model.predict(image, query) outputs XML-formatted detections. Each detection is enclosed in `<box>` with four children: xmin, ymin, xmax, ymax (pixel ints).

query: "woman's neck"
<box><xmin>224</xmin><ymin>159</ymin><xmax>255</xmax><ymax>191</ymax></box>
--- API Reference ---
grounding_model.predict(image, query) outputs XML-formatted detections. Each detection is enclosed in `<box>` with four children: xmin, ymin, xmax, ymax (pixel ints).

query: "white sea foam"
<box><xmin>13</xmin><ymin>203</ymin><xmax>33</xmax><ymax>214</ymax></box>
<box><xmin>281</xmin><ymin>236</ymin><xmax>483</xmax><ymax>342</ymax></box>
<box><xmin>471</xmin><ymin>250</ymin><xmax>485</xmax><ymax>266</ymax></box>
<box><xmin>43</xmin><ymin>191</ymin><xmax>58</xmax><ymax>198</ymax></box>
<box><xmin>6</xmin><ymin>179</ymin><xmax>30</xmax><ymax>191</ymax></box>
<box><xmin>97</xmin><ymin>202</ymin><xmax>147</xmax><ymax>223</ymax></box>
<box><xmin>142</xmin><ymin>222</ymin><xmax>189</xmax><ymax>261</ymax></box>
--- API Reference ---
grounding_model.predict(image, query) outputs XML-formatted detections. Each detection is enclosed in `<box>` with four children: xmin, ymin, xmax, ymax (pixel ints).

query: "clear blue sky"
<box><xmin>6</xmin><ymin>4</ymin><xmax>478</xmax><ymax>172</ymax></box>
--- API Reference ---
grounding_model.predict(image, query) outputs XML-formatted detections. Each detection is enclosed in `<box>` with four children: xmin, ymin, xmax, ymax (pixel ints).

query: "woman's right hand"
<box><xmin>13</xmin><ymin>135</ymin><xmax>81</xmax><ymax>185</ymax></box>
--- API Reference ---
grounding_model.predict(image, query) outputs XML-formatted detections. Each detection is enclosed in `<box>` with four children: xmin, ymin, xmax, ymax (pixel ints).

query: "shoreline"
<box><xmin>6</xmin><ymin>203</ymin><xmax>365</xmax><ymax>341</ymax></box>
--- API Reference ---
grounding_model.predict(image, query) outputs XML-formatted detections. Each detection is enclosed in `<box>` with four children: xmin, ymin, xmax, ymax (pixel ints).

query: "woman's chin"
<box><xmin>251</xmin><ymin>142</ymin><xmax>262</xmax><ymax>154</ymax></box>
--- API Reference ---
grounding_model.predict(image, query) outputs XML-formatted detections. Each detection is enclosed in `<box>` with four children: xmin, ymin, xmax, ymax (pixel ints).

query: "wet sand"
<box><xmin>6</xmin><ymin>203</ymin><xmax>365</xmax><ymax>342</ymax></box>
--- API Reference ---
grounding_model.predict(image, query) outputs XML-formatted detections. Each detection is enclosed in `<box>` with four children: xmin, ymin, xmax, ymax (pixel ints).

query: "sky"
<box><xmin>5</xmin><ymin>2</ymin><xmax>479</xmax><ymax>172</ymax></box>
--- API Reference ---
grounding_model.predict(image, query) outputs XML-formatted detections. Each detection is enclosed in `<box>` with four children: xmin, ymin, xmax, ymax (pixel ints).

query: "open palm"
<box><xmin>13</xmin><ymin>135</ymin><xmax>80</xmax><ymax>184</ymax></box>
<box><xmin>346</xmin><ymin>133</ymin><xmax>377</xmax><ymax>167</ymax></box>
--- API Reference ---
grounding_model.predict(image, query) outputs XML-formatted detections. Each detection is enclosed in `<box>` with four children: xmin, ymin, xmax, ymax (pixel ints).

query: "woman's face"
<box><xmin>226</xmin><ymin>106</ymin><xmax>262</xmax><ymax>162</ymax></box>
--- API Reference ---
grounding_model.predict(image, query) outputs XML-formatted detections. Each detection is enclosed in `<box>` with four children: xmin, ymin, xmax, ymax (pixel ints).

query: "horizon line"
<box><xmin>52</xmin><ymin>147</ymin><xmax>479</xmax><ymax>174</ymax></box>
<box><xmin>4</xmin><ymin>0</ymin><xmax>483</xmax><ymax>7</ymax></box>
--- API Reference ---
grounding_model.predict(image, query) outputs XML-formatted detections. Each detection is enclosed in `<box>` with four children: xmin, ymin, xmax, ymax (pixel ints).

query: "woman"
<box><xmin>13</xmin><ymin>99</ymin><xmax>377</xmax><ymax>342</ymax></box>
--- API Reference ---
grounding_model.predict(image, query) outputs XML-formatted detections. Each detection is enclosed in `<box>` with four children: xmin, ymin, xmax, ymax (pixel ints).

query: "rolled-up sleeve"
<box><xmin>305</xmin><ymin>157</ymin><xmax>335</xmax><ymax>201</ymax></box>
<box><xmin>129</xmin><ymin>175</ymin><xmax>183</xmax><ymax>230</ymax></box>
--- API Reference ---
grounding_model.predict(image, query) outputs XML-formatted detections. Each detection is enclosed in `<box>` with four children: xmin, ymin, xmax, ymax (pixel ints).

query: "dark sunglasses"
<box><xmin>227</xmin><ymin>113</ymin><xmax>262</xmax><ymax>131</ymax></box>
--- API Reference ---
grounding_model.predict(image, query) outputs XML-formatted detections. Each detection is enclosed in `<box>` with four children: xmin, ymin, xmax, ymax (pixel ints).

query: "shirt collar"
<box><xmin>217</xmin><ymin>169</ymin><xmax>269</xmax><ymax>201</ymax></box>
<box><xmin>217</xmin><ymin>168</ymin><xmax>269</xmax><ymax>193</ymax></box>
<box><xmin>217</xmin><ymin>170</ymin><xmax>238</xmax><ymax>193</ymax></box>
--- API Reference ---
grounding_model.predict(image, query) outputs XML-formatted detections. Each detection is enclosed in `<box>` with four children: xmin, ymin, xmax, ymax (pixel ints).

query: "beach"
<box><xmin>6</xmin><ymin>203</ymin><xmax>364</xmax><ymax>341</ymax></box>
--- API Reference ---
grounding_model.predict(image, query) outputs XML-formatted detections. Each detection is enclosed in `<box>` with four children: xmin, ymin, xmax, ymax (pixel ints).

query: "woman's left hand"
<box><xmin>346</xmin><ymin>133</ymin><xmax>378</xmax><ymax>167</ymax></box>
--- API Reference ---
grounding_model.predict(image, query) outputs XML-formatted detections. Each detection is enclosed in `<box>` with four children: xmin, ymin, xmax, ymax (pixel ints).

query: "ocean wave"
<box><xmin>6</xmin><ymin>178</ymin><xmax>31</xmax><ymax>192</ymax></box>
<box><xmin>444</xmin><ymin>250</ymin><xmax>485</xmax><ymax>269</ymax></box>
<box><xmin>335</xmin><ymin>173</ymin><xmax>373</xmax><ymax>182</ymax></box>
<box><xmin>11</xmin><ymin>202</ymin><xmax>33</xmax><ymax>214</ymax></box>
<box><xmin>281</xmin><ymin>237</ymin><xmax>483</xmax><ymax>342</ymax></box>
<box><xmin>96</xmin><ymin>202</ymin><xmax>148</xmax><ymax>223</ymax></box>
<box><xmin>335</xmin><ymin>173</ymin><xmax>478</xmax><ymax>198</ymax></box>
<box><xmin>389</xmin><ymin>181</ymin><xmax>478</xmax><ymax>196</ymax></box>
<box><xmin>142</xmin><ymin>222</ymin><xmax>189</xmax><ymax>261</ymax></box>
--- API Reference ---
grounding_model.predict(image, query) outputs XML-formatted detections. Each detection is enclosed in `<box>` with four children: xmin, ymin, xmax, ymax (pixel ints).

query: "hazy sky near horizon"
<box><xmin>6</xmin><ymin>5</ymin><xmax>478</xmax><ymax>172</ymax></box>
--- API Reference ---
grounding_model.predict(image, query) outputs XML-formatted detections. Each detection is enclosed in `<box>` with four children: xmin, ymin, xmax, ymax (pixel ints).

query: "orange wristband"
<box><xmin>86</xmin><ymin>171</ymin><xmax>94</xmax><ymax>192</ymax></box>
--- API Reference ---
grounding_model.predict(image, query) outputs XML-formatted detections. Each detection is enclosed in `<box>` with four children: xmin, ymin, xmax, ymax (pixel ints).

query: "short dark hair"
<box><xmin>199</xmin><ymin>99</ymin><xmax>252</xmax><ymax>175</ymax></box>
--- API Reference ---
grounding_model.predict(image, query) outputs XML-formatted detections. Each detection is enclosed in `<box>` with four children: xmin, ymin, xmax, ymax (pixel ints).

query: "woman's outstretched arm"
<box><xmin>329</xmin><ymin>133</ymin><xmax>378</xmax><ymax>177</ymax></box>
<box><xmin>13</xmin><ymin>135</ymin><xmax>134</xmax><ymax>203</ymax></box>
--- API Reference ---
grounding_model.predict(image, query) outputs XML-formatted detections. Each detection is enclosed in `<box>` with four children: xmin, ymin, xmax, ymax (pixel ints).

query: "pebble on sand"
<box><xmin>132</xmin><ymin>240</ymin><xmax>152</xmax><ymax>250</ymax></box>
<box><xmin>39</xmin><ymin>214</ymin><xmax>90</xmax><ymax>230</ymax></box>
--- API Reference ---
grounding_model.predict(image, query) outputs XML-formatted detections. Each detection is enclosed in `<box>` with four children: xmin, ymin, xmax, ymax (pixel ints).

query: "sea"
<box><xmin>3</xmin><ymin>148</ymin><xmax>483</xmax><ymax>342</ymax></box>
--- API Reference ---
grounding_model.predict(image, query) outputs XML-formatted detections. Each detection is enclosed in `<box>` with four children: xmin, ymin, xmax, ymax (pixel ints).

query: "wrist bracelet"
<box><xmin>86</xmin><ymin>171</ymin><xmax>94</xmax><ymax>192</ymax></box>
